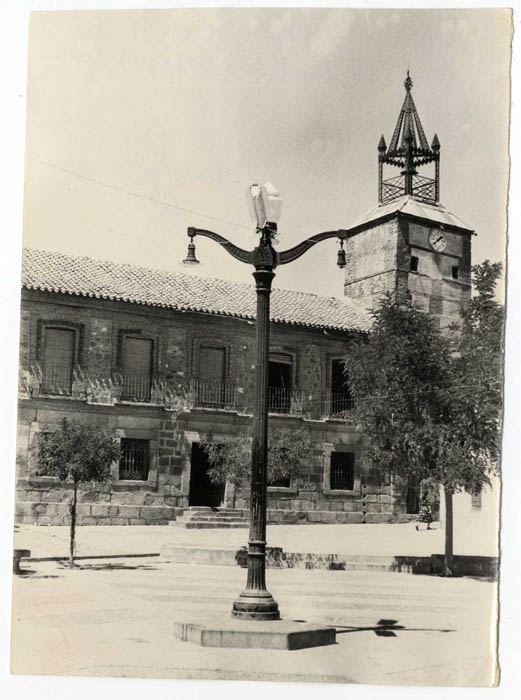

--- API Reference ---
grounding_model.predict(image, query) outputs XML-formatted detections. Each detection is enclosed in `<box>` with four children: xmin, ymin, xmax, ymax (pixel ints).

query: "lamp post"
<box><xmin>183</xmin><ymin>184</ymin><xmax>353</xmax><ymax>621</ymax></box>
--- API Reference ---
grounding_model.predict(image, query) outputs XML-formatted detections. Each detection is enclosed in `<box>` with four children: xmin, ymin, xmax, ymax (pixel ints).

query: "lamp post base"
<box><xmin>231</xmin><ymin>591</ymin><xmax>280</xmax><ymax>621</ymax></box>
<box><xmin>175</xmin><ymin>617</ymin><xmax>336</xmax><ymax>650</ymax></box>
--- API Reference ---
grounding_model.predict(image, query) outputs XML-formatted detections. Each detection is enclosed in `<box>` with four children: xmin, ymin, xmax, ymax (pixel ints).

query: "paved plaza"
<box><xmin>10</xmin><ymin>523</ymin><xmax>498</xmax><ymax>686</ymax></box>
<box><xmin>13</xmin><ymin>519</ymin><xmax>498</xmax><ymax>561</ymax></box>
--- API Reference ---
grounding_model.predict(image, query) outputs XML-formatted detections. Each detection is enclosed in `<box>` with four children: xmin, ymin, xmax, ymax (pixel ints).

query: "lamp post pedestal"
<box><xmin>232</xmin><ymin>265</ymin><xmax>280</xmax><ymax>621</ymax></box>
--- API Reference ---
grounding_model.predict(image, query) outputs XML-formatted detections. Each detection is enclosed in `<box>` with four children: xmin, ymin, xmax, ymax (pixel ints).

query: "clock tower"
<box><xmin>343</xmin><ymin>73</ymin><xmax>473</xmax><ymax>328</ymax></box>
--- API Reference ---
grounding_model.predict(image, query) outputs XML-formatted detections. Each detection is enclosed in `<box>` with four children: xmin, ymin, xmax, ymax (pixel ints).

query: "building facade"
<box><xmin>16</xmin><ymin>74</ymin><xmax>480</xmax><ymax>527</ymax></box>
<box><xmin>16</xmin><ymin>248</ymin><xmax>404</xmax><ymax>526</ymax></box>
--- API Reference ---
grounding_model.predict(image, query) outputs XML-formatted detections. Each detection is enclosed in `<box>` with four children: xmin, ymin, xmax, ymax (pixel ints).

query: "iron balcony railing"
<box><xmin>115</xmin><ymin>372</ymin><xmax>152</xmax><ymax>402</ymax></box>
<box><xmin>191</xmin><ymin>380</ymin><xmax>238</xmax><ymax>410</ymax></box>
<box><xmin>267</xmin><ymin>386</ymin><xmax>304</xmax><ymax>414</ymax></box>
<box><xmin>40</xmin><ymin>364</ymin><xmax>73</xmax><ymax>396</ymax></box>
<box><xmin>325</xmin><ymin>392</ymin><xmax>354</xmax><ymax>417</ymax></box>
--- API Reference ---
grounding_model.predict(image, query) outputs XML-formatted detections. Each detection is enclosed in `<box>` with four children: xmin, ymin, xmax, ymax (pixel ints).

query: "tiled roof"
<box><xmin>22</xmin><ymin>248</ymin><xmax>371</xmax><ymax>333</ymax></box>
<box><xmin>352</xmin><ymin>195</ymin><xmax>473</xmax><ymax>233</ymax></box>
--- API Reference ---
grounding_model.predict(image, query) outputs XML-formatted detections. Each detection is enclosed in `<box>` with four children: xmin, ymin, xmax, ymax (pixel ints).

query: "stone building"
<box><xmin>17</xmin><ymin>247</ymin><xmax>382</xmax><ymax>525</ymax></box>
<box><xmin>15</xmin><ymin>74</ymin><xmax>477</xmax><ymax>527</ymax></box>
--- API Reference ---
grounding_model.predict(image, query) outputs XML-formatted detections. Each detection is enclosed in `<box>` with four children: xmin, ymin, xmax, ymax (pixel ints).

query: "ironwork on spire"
<box><xmin>378</xmin><ymin>72</ymin><xmax>440</xmax><ymax>205</ymax></box>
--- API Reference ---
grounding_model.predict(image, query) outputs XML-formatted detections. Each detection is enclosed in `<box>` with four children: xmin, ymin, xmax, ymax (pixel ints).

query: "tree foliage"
<box><xmin>202</xmin><ymin>426</ymin><xmax>313</xmax><ymax>501</ymax></box>
<box><xmin>346</xmin><ymin>293</ymin><xmax>451</xmax><ymax>485</ymax></box>
<box><xmin>34</xmin><ymin>418</ymin><xmax>120</xmax><ymax>567</ymax></box>
<box><xmin>36</xmin><ymin>418</ymin><xmax>120</xmax><ymax>484</ymax></box>
<box><xmin>345</xmin><ymin>262</ymin><xmax>503</xmax><ymax>573</ymax></box>
<box><xmin>346</xmin><ymin>262</ymin><xmax>503</xmax><ymax>493</ymax></box>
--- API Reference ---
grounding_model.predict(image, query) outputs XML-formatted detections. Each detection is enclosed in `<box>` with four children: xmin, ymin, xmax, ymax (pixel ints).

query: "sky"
<box><xmin>22</xmin><ymin>8</ymin><xmax>511</xmax><ymax>299</ymax></box>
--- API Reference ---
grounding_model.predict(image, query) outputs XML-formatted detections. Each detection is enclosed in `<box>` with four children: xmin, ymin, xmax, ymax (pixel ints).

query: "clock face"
<box><xmin>428</xmin><ymin>230</ymin><xmax>447</xmax><ymax>253</ymax></box>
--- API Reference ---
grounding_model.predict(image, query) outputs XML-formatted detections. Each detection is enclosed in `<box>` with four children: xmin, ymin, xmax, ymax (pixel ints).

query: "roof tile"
<box><xmin>22</xmin><ymin>248</ymin><xmax>371</xmax><ymax>333</ymax></box>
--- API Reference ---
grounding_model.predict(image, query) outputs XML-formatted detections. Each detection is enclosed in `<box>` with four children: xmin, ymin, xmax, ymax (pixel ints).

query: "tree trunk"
<box><xmin>443</xmin><ymin>487</ymin><xmax>454</xmax><ymax>577</ymax></box>
<box><xmin>69</xmin><ymin>483</ymin><xmax>78</xmax><ymax>569</ymax></box>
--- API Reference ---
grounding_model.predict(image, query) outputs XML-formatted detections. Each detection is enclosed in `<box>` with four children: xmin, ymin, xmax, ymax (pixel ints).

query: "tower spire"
<box><xmin>378</xmin><ymin>72</ymin><xmax>440</xmax><ymax>205</ymax></box>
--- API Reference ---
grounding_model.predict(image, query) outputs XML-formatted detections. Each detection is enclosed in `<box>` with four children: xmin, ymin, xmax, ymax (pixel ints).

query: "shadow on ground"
<box><xmin>334</xmin><ymin>618</ymin><xmax>455</xmax><ymax>637</ymax></box>
<box><xmin>62</xmin><ymin>562</ymin><xmax>159</xmax><ymax>571</ymax></box>
<box><xmin>16</xmin><ymin>569</ymin><xmax>61</xmax><ymax>579</ymax></box>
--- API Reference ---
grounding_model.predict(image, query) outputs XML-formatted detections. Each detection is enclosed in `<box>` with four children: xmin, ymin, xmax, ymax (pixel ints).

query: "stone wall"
<box><xmin>16</xmin><ymin>288</ymin><xmax>414</xmax><ymax>526</ymax></box>
<box><xmin>343</xmin><ymin>215</ymin><xmax>472</xmax><ymax>327</ymax></box>
<box><xmin>20</xmin><ymin>289</ymin><xmax>352</xmax><ymax>415</ymax></box>
<box><xmin>343</xmin><ymin>219</ymin><xmax>402</xmax><ymax>310</ymax></box>
<box><xmin>15</xmin><ymin>477</ymin><xmax>183</xmax><ymax>526</ymax></box>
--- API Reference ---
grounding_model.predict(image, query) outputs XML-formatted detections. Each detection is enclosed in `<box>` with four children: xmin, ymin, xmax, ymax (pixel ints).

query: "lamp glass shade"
<box><xmin>261</xmin><ymin>182</ymin><xmax>282</xmax><ymax>225</ymax></box>
<box><xmin>248</xmin><ymin>182</ymin><xmax>282</xmax><ymax>229</ymax></box>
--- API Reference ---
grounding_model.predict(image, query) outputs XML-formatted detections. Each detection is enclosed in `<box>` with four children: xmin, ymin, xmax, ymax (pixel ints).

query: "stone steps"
<box><xmin>169</xmin><ymin>506</ymin><xmax>249</xmax><ymax>529</ymax></box>
<box><xmin>176</xmin><ymin>514</ymin><xmax>246</xmax><ymax>522</ymax></box>
<box><xmin>169</xmin><ymin>521</ymin><xmax>249</xmax><ymax>529</ymax></box>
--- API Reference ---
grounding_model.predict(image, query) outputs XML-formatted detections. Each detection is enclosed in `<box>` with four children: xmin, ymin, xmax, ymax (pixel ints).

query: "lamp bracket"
<box><xmin>278</xmin><ymin>230</ymin><xmax>350</xmax><ymax>266</ymax></box>
<box><xmin>187</xmin><ymin>227</ymin><xmax>253</xmax><ymax>265</ymax></box>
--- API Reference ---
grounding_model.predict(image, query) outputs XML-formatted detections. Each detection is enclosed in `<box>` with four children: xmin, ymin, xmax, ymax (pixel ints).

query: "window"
<box><xmin>329</xmin><ymin>359</ymin><xmax>353</xmax><ymax>415</ymax></box>
<box><xmin>268</xmin><ymin>353</ymin><xmax>292</xmax><ymax>412</ymax></box>
<box><xmin>197</xmin><ymin>344</ymin><xmax>230</xmax><ymax>407</ymax></box>
<box><xmin>41</xmin><ymin>327</ymin><xmax>75</xmax><ymax>395</ymax></box>
<box><xmin>410</xmin><ymin>255</ymin><xmax>419</xmax><ymax>272</ymax></box>
<box><xmin>330</xmin><ymin>452</ymin><xmax>355</xmax><ymax>490</ymax></box>
<box><xmin>119</xmin><ymin>439</ymin><xmax>149</xmax><ymax>480</ymax></box>
<box><xmin>471</xmin><ymin>491</ymin><xmax>482</xmax><ymax>511</ymax></box>
<box><xmin>268</xmin><ymin>475</ymin><xmax>291</xmax><ymax>488</ymax></box>
<box><xmin>452</xmin><ymin>265</ymin><xmax>459</xmax><ymax>280</ymax></box>
<box><xmin>120</xmin><ymin>334</ymin><xmax>153</xmax><ymax>401</ymax></box>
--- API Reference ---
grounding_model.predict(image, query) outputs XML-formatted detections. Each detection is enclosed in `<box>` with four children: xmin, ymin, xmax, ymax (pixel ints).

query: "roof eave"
<box><xmin>21</xmin><ymin>285</ymin><xmax>370</xmax><ymax>335</ymax></box>
<box><xmin>347</xmin><ymin>207</ymin><xmax>475</xmax><ymax>237</ymax></box>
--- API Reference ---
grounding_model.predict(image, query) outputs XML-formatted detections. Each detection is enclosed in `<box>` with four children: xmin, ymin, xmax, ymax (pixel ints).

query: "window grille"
<box><xmin>119</xmin><ymin>438</ymin><xmax>149</xmax><ymax>480</ymax></box>
<box><xmin>330</xmin><ymin>452</ymin><xmax>355</xmax><ymax>490</ymax></box>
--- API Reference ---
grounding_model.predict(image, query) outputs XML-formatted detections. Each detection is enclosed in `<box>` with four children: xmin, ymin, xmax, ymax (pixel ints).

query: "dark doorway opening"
<box><xmin>330</xmin><ymin>359</ymin><xmax>353</xmax><ymax>414</ymax></box>
<box><xmin>188</xmin><ymin>442</ymin><xmax>225</xmax><ymax>507</ymax></box>
<box><xmin>406</xmin><ymin>476</ymin><xmax>420</xmax><ymax>514</ymax></box>
<box><xmin>268</xmin><ymin>354</ymin><xmax>292</xmax><ymax>412</ymax></box>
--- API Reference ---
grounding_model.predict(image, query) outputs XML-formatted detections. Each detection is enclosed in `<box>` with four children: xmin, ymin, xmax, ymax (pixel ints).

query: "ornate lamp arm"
<box><xmin>187</xmin><ymin>226</ymin><xmax>352</xmax><ymax>270</ymax></box>
<box><xmin>187</xmin><ymin>227</ymin><xmax>253</xmax><ymax>265</ymax></box>
<box><xmin>277</xmin><ymin>229</ymin><xmax>350</xmax><ymax>265</ymax></box>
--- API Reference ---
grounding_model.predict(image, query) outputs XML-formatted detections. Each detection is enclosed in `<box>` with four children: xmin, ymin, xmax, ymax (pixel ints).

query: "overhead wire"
<box><xmin>29</xmin><ymin>157</ymin><xmax>252</xmax><ymax>231</ymax></box>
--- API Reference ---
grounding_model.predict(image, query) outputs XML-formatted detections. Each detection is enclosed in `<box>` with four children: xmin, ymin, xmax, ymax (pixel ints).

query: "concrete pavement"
<box><xmin>10</xmin><ymin>556</ymin><xmax>497</xmax><ymax>686</ymax></box>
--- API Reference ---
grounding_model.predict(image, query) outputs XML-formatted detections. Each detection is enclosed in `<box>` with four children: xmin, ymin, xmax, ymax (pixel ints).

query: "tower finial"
<box><xmin>378</xmin><ymin>74</ymin><xmax>440</xmax><ymax>206</ymax></box>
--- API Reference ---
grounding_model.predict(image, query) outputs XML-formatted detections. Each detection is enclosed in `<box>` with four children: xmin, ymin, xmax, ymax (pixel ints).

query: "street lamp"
<box><xmin>183</xmin><ymin>185</ymin><xmax>352</xmax><ymax>621</ymax></box>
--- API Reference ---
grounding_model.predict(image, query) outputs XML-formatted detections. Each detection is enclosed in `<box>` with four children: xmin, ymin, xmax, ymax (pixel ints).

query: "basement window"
<box><xmin>330</xmin><ymin>452</ymin><xmax>355</xmax><ymax>491</ymax></box>
<box><xmin>119</xmin><ymin>438</ymin><xmax>150</xmax><ymax>480</ymax></box>
<box><xmin>452</xmin><ymin>266</ymin><xmax>459</xmax><ymax>280</ymax></box>
<box><xmin>410</xmin><ymin>256</ymin><xmax>419</xmax><ymax>272</ymax></box>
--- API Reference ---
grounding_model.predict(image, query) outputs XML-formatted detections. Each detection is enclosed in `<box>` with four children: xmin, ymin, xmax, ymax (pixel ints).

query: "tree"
<box><xmin>345</xmin><ymin>262</ymin><xmax>503</xmax><ymax>575</ymax></box>
<box><xmin>203</xmin><ymin>427</ymin><xmax>313</xmax><ymax>507</ymax></box>
<box><xmin>438</xmin><ymin>261</ymin><xmax>504</xmax><ymax>573</ymax></box>
<box><xmin>34</xmin><ymin>418</ymin><xmax>120</xmax><ymax>568</ymax></box>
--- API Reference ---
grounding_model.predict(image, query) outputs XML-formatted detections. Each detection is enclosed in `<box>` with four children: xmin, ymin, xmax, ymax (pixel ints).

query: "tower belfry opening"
<box><xmin>378</xmin><ymin>71</ymin><xmax>440</xmax><ymax>205</ymax></box>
